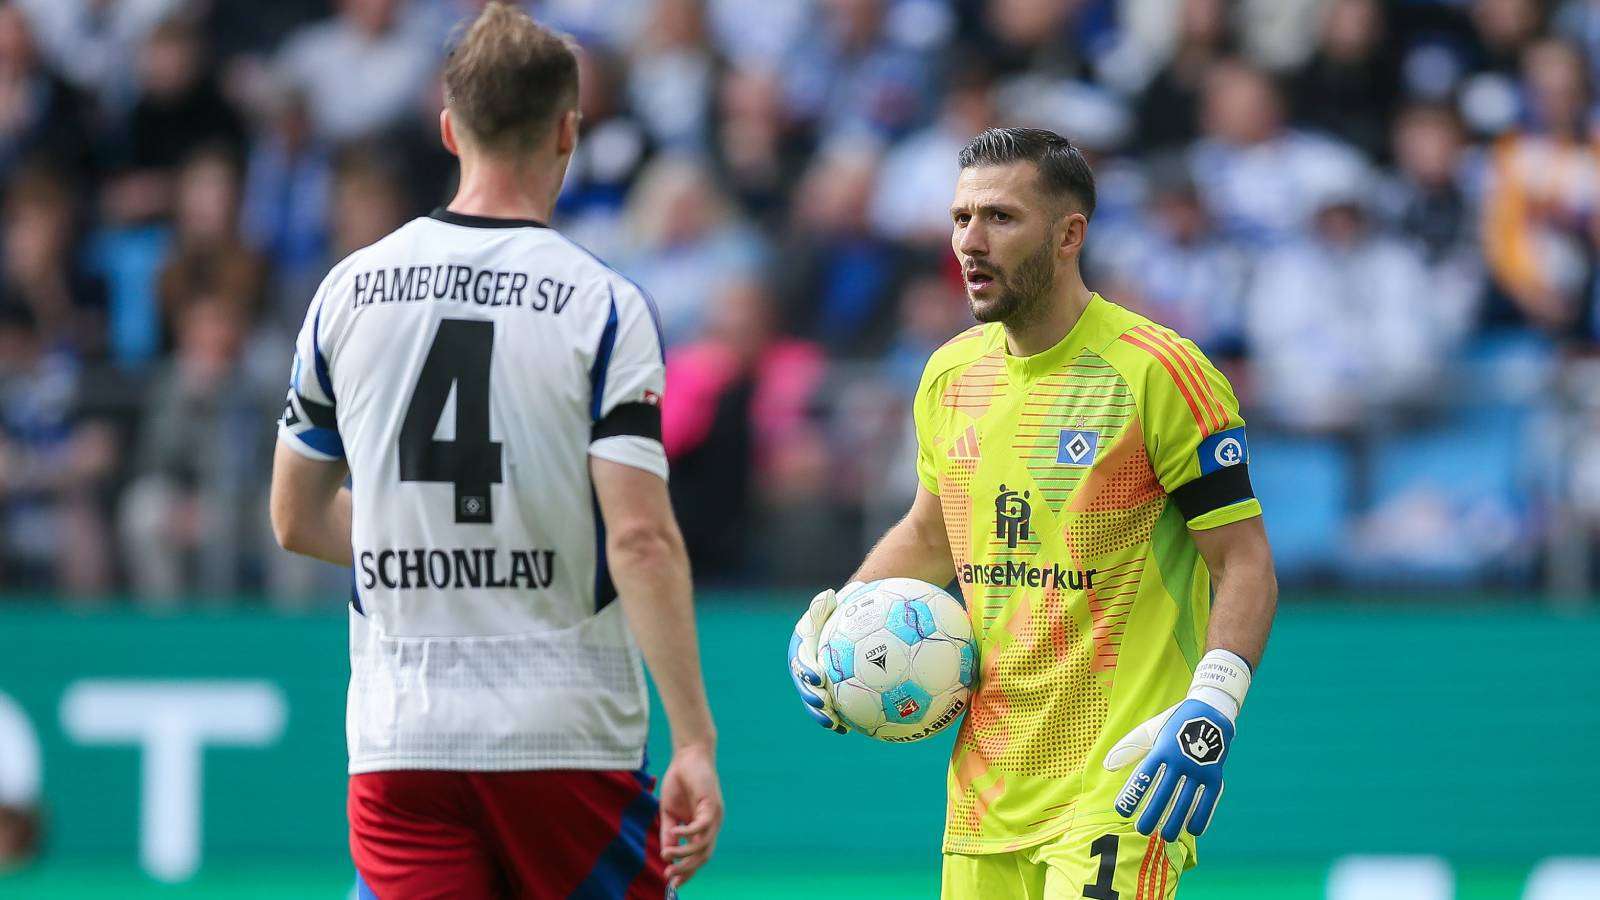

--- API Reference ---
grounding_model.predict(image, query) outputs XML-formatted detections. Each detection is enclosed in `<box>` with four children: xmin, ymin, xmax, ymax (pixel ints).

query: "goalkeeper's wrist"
<box><xmin>1187</xmin><ymin>648</ymin><xmax>1252</xmax><ymax>721</ymax></box>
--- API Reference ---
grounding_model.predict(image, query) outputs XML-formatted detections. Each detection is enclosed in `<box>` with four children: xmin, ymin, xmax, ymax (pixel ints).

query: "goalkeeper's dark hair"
<box><xmin>957</xmin><ymin>127</ymin><xmax>1096</xmax><ymax>220</ymax></box>
<box><xmin>444</xmin><ymin>2</ymin><xmax>579</xmax><ymax>154</ymax></box>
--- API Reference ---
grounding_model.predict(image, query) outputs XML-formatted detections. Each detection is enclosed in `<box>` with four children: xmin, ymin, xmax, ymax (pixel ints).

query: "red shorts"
<box><xmin>349</xmin><ymin>768</ymin><xmax>670</xmax><ymax>900</ymax></box>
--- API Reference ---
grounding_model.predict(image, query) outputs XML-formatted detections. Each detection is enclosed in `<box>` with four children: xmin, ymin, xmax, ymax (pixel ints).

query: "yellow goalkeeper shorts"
<box><xmin>941</xmin><ymin>826</ymin><xmax>1188</xmax><ymax>900</ymax></box>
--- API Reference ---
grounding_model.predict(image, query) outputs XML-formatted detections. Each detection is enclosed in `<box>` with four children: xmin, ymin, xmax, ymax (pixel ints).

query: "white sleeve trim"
<box><xmin>588</xmin><ymin>436</ymin><xmax>668</xmax><ymax>482</ymax></box>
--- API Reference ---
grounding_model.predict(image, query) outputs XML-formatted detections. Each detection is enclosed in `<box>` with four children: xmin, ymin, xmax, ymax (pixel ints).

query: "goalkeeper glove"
<box><xmin>1104</xmin><ymin>648</ymin><xmax>1252</xmax><ymax>842</ymax></box>
<box><xmin>786</xmin><ymin>583</ymin><xmax>864</xmax><ymax>734</ymax></box>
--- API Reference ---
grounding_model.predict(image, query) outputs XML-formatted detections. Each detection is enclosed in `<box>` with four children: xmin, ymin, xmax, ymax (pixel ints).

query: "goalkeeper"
<box><xmin>788</xmin><ymin>128</ymin><xmax>1277</xmax><ymax>899</ymax></box>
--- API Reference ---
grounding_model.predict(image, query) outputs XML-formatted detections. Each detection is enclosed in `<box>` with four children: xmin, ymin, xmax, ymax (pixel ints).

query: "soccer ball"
<box><xmin>818</xmin><ymin>578</ymin><xmax>976</xmax><ymax>743</ymax></box>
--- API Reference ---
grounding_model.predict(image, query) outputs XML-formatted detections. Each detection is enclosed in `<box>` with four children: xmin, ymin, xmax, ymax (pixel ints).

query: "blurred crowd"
<box><xmin>2</xmin><ymin>0</ymin><xmax>1600</xmax><ymax>603</ymax></box>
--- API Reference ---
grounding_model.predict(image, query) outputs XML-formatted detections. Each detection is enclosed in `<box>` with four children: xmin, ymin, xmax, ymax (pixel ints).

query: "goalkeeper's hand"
<box><xmin>786</xmin><ymin>582</ymin><xmax>863</xmax><ymax>734</ymax></box>
<box><xmin>1104</xmin><ymin>649</ymin><xmax>1252</xmax><ymax>842</ymax></box>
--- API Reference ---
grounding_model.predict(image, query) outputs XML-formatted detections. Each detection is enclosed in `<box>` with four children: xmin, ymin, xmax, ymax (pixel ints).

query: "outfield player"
<box><xmin>789</xmin><ymin>128</ymin><xmax>1277</xmax><ymax>898</ymax></box>
<box><xmin>269</xmin><ymin>5</ymin><xmax>721</xmax><ymax>896</ymax></box>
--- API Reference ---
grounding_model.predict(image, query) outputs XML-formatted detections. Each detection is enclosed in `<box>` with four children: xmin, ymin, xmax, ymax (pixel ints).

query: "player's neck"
<box><xmin>1003</xmin><ymin>279</ymin><xmax>1095</xmax><ymax>358</ymax></box>
<box><xmin>448</xmin><ymin>156</ymin><xmax>563</xmax><ymax>224</ymax></box>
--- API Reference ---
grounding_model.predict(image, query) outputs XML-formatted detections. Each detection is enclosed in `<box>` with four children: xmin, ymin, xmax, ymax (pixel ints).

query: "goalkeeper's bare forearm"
<box><xmin>851</xmin><ymin>485</ymin><xmax>956</xmax><ymax>586</ymax></box>
<box><xmin>1106</xmin><ymin>515</ymin><xmax>1277</xmax><ymax>840</ymax></box>
<box><xmin>788</xmin><ymin>484</ymin><xmax>956</xmax><ymax>734</ymax></box>
<box><xmin>1191</xmin><ymin>516</ymin><xmax>1278</xmax><ymax>670</ymax></box>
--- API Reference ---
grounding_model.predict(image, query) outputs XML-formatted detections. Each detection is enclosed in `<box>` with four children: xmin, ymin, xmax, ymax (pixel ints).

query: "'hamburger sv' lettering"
<box><xmin>358</xmin><ymin>548</ymin><xmax>558</xmax><ymax>590</ymax></box>
<box><xmin>352</xmin><ymin>264</ymin><xmax>576</xmax><ymax>314</ymax></box>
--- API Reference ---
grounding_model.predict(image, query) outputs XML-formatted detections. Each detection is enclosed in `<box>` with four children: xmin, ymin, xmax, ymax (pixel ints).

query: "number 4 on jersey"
<box><xmin>399</xmin><ymin>319</ymin><xmax>503</xmax><ymax>523</ymax></box>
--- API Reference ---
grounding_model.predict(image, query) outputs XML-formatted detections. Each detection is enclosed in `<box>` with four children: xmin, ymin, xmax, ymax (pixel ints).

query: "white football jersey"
<box><xmin>278</xmin><ymin>208</ymin><xmax>666</xmax><ymax>774</ymax></box>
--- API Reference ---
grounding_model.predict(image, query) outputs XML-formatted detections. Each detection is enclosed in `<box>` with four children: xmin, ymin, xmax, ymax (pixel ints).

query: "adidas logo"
<box><xmin>947</xmin><ymin>425</ymin><xmax>980</xmax><ymax>460</ymax></box>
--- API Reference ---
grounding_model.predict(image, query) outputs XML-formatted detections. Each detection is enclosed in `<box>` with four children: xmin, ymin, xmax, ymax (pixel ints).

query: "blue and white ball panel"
<box><xmin>831</xmin><ymin>680</ymin><xmax>887</xmax><ymax>731</ymax></box>
<box><xmin>818</xmin><ymin>577</ymin><xmax>979</xmax><ymax>742</ymax></box>
<box><xmin>907</xmin><ymin>638</ymin><xmax>961</xmax><ymax>693</ymax></box>
<box><xmin>834</xmin><ymin>707</ymin><xmax>868</xmax><ymax>734</ymax></box>
<box><xmin>879</xmin><ymin>682</ymin><xmax>933</xmax><ymax>725</ymax></box>
<box><xmin>926</xmin><ymin>592</ymin><xmax>973</xmax><ymax>643</ymax></box>
<box><xmin>885</xmin><ymin>599</ymin><xmax>937</xmax><ymax>646</ymax></box>
<box><xmin>862</xmin><ymin>576</ymin><xmax>935</xmax><ymax>598</ymax></box>
<box><xmin>822</xmin><ymin>635</ymin><xmax>855</xmax><ymax>683</ymax></box>
<box><xmin>834</xmin><ymin>596</ymin><xmax>891</xmax><ymax>641</ymax></box>
<box><xmin>851</xmin><ymin>632</ymin><xmax>910</xmax><ymax>692</ymax></box>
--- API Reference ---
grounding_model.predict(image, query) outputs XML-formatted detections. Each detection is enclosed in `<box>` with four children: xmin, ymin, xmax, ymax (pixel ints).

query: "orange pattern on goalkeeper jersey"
<box><xmin>940</xmin><ymin>348</ymin><xmax>1007</xmax><ymax>417</ymax></box>
<box><xmin>947</xmin><ymin>425</ymin><xmax>980</xmax><ymax>460</ymax></box>
<box><xmin>1067</xmin><ymin>419</ymin><xmax>1162</xmax><ymax>673</ymax></box>
<box><xmin>1135</xmin><ymin>833</ymin><xmax>1165</xmax><ymax>900</ymax></box>
<box><xmin>1140</xmin><ymin>325</ymin><xmax>1225</xmax><ymax>428</ymax></box>
<box><xmin>939</xmin><ymin>346</ymin><xmax>1168</xmax><ymax>849</ymax></box>
<box><xmin>1118</xmin><ymin>325</ymin><xmax>1225</xmax><ymax>434</ymax></box>
<box><xmin>917</xmin><ymin>295</ymin><xmax>1254</xmax><ymax>856</ymax></box>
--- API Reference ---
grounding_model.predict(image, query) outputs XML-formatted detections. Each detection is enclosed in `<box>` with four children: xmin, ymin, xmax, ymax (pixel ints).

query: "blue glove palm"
<box><xmin>1105</xmin><ymin>698</ymin><xmax>1233</xmax><ymax>842</ymax></box>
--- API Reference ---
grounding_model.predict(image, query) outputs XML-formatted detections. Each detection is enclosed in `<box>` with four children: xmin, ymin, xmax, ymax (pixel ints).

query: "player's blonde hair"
<box><xmin>444</xmin><ymin>2</ymin><xmax>579</xmax><ymax>154</ymax></box>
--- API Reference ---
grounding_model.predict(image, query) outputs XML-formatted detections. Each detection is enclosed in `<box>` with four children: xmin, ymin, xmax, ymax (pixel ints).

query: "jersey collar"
<box><xmin>428</xmin><ymin>207</ymin><xmax>550</xmax><ymax>229</ymax></box>
<box><xmin>1001</xmin><ymin>292</ymin><xmax>1107</xmax><ymax>385</ymax></box>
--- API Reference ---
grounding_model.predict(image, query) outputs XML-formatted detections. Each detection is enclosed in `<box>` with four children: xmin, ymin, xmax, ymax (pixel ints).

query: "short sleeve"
<box><xmin>588</xmin><ymin>282</ymin><xmax>668</xmax><ymax>480</ymax></box>
<box><xmin>278</xmin><ymin>279</ymin><xmax>344</xmax><ymax>461</ymax></box>
<box><xmin>913</xmin><ymin>367</ymin><xmax>941</xmax><ymax>496</ymax></box>
<box><xmin>1131</xmin><ymin>328</ymin><xmax>1261</xmax><ymax>530</ymax></box>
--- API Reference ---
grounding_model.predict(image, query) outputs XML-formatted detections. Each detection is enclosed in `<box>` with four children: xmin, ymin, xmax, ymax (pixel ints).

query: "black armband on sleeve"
<box><xmin>591</xmin><ymin>401</ymin><xmax>662</xmax><ymax>442</ymax></box>
<box><xmin>296</xmin><ymin>392</ymin><xmax>338</xmax><ymax>430</ymax></box>
<box><xmin>1170</xmin><ymin>464</ymin><xmax>1255</xmax><ymax>522</ymax></box>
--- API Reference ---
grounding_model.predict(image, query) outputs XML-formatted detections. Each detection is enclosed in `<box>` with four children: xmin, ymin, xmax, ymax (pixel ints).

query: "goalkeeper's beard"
<box><xmin>967</xmin><ymin>236</ymin><xmax>1057</xmax><ymax>329</ymax></box>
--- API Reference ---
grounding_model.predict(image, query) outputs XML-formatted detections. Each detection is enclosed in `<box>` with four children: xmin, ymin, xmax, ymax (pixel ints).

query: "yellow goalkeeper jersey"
<box><xmin>912</xmin><ymin>293</ymin><xmax>1261</xmax><ymax>855</ymax></box>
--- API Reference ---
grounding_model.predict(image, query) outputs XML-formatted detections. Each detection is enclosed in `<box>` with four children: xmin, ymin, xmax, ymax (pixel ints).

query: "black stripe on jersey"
<box><xmin>592</xmin><ymin>489</ymin><xmax>618</xmax><ymax>613</ymax></box>
<box><xmin>1171</xmin><ymin>464</ymin><xmax>1255</xmax><ymax>522</ymax></box>
<box><xmin>296</xmin><ymin>391</ymin><xmax>338</xmax><ymax>430</ymax></box>
<box><xmin>592</xmin><ymin>402</ymin><xmax>662</xmax><ymax>442</ymax></box>
<box><xmin>429</xmin><ymin>208</ymin><xmax>549</xmax><ymax>229</ymax></box>
<box><xmin>348</xmin><ymin>570</ymin><xmax>364</xmax><ymax>617</ymax></box>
